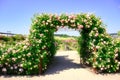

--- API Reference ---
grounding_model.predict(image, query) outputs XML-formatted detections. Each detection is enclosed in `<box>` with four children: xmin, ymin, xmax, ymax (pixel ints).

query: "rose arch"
<box><xmin>0</xmin><ymin>13</ymin><xmax>120</xmax><ymax>75</ymax></box>
<box><xmin>29</xmin><ymin>13</ymin><xmax>120</xmax><ymax>74</ymax></box>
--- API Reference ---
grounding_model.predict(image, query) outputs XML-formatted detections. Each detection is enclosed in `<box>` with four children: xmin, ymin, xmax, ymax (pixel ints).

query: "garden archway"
<box><xmin>29</xmin><ymin>13</ymin><xmax>120</xmax><ymax>74</ymax></box>
<box><xmin>0</xmin><ymin>13</ymin><xmax>120</xmax><ymax>75</ymax></box>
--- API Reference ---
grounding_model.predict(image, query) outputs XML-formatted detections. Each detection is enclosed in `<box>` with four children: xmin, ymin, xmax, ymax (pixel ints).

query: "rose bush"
<box><xmin>0</xmin><ymin>13</ymin><xmax>120</xmax><ymax>75</ymax></box>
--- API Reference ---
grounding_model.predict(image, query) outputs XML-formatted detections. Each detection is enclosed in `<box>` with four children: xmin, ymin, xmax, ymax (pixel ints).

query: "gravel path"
<box><xmin>0</xmin><ymin>51</ymin><xmax>120</xmax><ymax>80</ymax></box>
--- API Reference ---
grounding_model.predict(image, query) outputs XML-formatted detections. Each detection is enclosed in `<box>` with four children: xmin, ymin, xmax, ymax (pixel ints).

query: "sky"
<box><xmin>0</xmin><ymin>0</ymin><xmax>120</xmax><ymax>36</ymax></box>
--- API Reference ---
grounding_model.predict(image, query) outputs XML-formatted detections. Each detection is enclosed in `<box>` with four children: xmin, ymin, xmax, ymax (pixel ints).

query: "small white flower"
<box><xmin>42</xmin><ymin>21</ymin><xmax>45</xmax><ymax>24</ymax></box>
<box><xmin>103</xmin><ymin>41</ymin><xmax>106</xmax><ymax>44</ymax></box>
<box><xmin>107</xmin><ymin>59</ymin><xmax>110</xmax><ymax>62</ymax></box>
<box><xmin>30</xmin><ymin>67</ymin><xmax>32</xmax><ymax>70</ymax></box>
<box><xmin>50</xmin><ymin>24</ymin><xmax>53</xmax><ymax>26</ymax></box>
<box><xmin>18</xmin><ymin>56</ymin><xmax>21</xmax><ymax>58</ymax></box>
<box><xmin>93</xmin><ymin>65</ymin><xmax>96</xmax><ymax>68</ymax></box>
<box><xmin>83</xmin><ymin>19</ymin><xmax>87</xmax><ymax>23</ymax></box>
<box><xmin>100</xmin><ymin>67</ymin><xmax>104</xmax><ymax>70</ymax></box>
<box><xmin>115</xmin><ymin>60</ymin><xmax>118</xmax><ymax>63</ymax></box>
<box><xmin>27</xmin><ymin>53</ymin><xmax>31</xmax><ymax>56</ymax></box>
<box><xmin>65</xmin><ymin>20</ymin><xmax>68</xmax><ymax>23</ymax></box>
<box><xmin>22</xmin><ymin>58</ymin><xmax>25</xmax><ymax>61</ymax></box>
<box><xmin>93</xmin><ymin>39</ymin><xmax>96</xmax><ymax>42</ymax></box>
<box><xmin>41</xmin><ymin>55</ymin><xmax>43</xmax><ymax>58</ymax></box>
<box><xmin>99</xmin><ymin>65</ymin><xmax>102</xmax><ymax>68</ymax></box>
<box><xmin>46</xmin><ymin>22</ymin><xmax>48</xmax><ymax>25</ymax></box>
<box><xmin>5</xmin><ymin>63</ymin><xmax>8</xmax><ymax>65</ymax></box>
<box><xmin>95</xmin><ymin>33</ymin><xmax>99</xmax><ymax>37</ymax></box>
<box><xmin>56</xmin><ymin>26</ymin><xmax>59</xmax><ymax>28</ymax></box>
<box><xmin>44</xmin><ymin>30</ymin><xmax>48</xmax><ymax>32</ymax></box>
<box><xmin>86</xmin><ymin>25</ymin><xmax>90</xmax><ymax>28</ymax></box>
<box><xmin>70</xmin><ymin>20</ymin><xmax>75</xmax><ymax>23</ymax></box>
<box><xmin>47</xmin><ymin>20</ymin><xmax>51</xmax><ymax>23</ymax></box>
<box><xmin>99</xmin><ymin>19</ymin><xmax>102</xmax><ymax>23</ymax></box>
<box><xmin>7</xmin><ymin>59</ymin><xmax>9</xmax><ymax>61</ymax></box>
<box><xmin>96</xmin><ymin>46</ymin><xmax>100</xmax><ymax>49</ymax></box>
<box><xmin>115</xmin><ymin>54</ymin><xmax>118</xmax><ymax>57</ymax></box>
<box><xmin>10</xmin><ymin>67</ymin><xmax>13</xmax><ymax>70</ymax></box>
<box><xmin>86</xmin><ymin>61</ymin><xmax>89</xmax><ymax>64</ymax></box>
<box><xmin>94</xmin><ymin>27</ymin><xmax>97</xmax><ymax>30</ymax></box>
<box><xmin>99</xmin><ymin>58</ymin><xmax>102</xmax><ymax>60</ymax></box>
<box><xmin>28</xmin><ymin>62</ymin><xmax>31</xmax><ymax>65</ymax></box>
<box><xmin>68</xmin><ymin>18</ymin><xmax>70</xmax><ymax>21</ymax></box>
<box><xmin>109</xmin><ymin>70</ymin><xmax>111</xmax><ymax>73</ymax></box>
<box><xmin>14</xmin><ymin>65</ymin><xmax>18</xmax><ymax>69</ymax></box>
<box><xmin>114</xmin><ymin>49</ymin><xmax>118</xmax><ymax>53</ymax></box>
<box><xmin>23</xmin><ymin>45</ymin><xmax>27</xmax><ymax>49</ymax></box>
<box><xmin>34</xmin><ymin>65</ymin><xmax>38</xmax><ymax>68</ymax></box>
<box><xmin>111</xmin><ymin>65</ymin><xmax>113</xmax><ymax>67</ymax></box>
<box><xmin>101</xmin><ymin>39</ymin><xmax>103</xmax><ymax>41</ymax></box>
<box><xmin>116</xmin><ymin>67</ymin><xmax>119</xmax><ymax>70</ymax></box>
<box><xmin>32</xmin><ymin>30</ymin><xmax>36</xmax><ymax>32</ymax></box>
<box><xmin>95</xmin><ymin>62</ymin><xmax>98</xmax><ymax>65</ymax></box>
<box><xmin>38</xmin><ymin>40</ymin><xmax>42</xmax><ymax>43</ymax></box>
<box><xmin>12</xmin><ymin>50</ymin><xmax>15</xmax><ymax>53</ymax></box>
<box><xmin>20</xmin><ymin>64</ymin><xmax>23</xmax><ymax>67</ymax></box>
<box><xmin>19</xmin><ymin>68</ymin><xmax>23</xmax><ymax>72</ymax></box>
<box><xmin>118</xmin><ymin>62</ymin><xmax>120</xmax><ymax>65</ymax></box>
<box><xmin>86</xmin><ymin>14</ymin><xmax>90</xmax><ymax>19</ymax></box>
<box><xmin>39</xmin><ymin>34</ymin><xmax>44</xmax><ymax>37</ymax></box>
<box><xmin>7</xmin><ymin>48</ymin><xmax>12</xmax><ymax>53</ymax></box>
<box><xmin>12</xmin><ymin>58</ymin><xmax>16</xmax><ymax>61</ymax></box>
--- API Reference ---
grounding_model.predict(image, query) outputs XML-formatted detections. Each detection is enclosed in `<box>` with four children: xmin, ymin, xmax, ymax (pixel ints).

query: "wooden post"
<box><xmin>39</xmin><ymin>57</ymin><xmax>42</xmax><ymax>74</ymax></box>
<box><xmin>93</xmin><ymin>47</ymin><xmax>97</xmax><ymax>73</ymax></box>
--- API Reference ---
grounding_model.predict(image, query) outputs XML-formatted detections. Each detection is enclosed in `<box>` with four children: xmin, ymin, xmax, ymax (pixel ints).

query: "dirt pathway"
<box><xmin>0</xmin><ymin>51</ymin><xmax>120</xmax><ymax>80</ymax></box>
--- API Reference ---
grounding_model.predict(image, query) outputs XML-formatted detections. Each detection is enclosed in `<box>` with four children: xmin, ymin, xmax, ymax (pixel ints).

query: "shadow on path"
<box><xmin>43</xmin><ymin>55</ymin><xmax>81</xmax><ymax>75</ymax></box>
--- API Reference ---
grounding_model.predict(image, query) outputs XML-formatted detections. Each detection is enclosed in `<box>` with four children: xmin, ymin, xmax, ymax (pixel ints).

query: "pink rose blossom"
<box><xmin>69</xmin><ymin>15</ymin><xmax>75</xmax><ymax>19</ymax></box>
<box><xmin>78</xmin><ymin>25</ymin><xmax>83</xmax><ymax>30</ymax></box>
<box><xmin>14</xmin><ymin>66</ymin><xmax>17</xmax><ymax>69</ymax></box>
<box><xmin>39</xmin><ymin>34</ymin><xmax>44</xmax><ymax>37</ymax></box>
<box><xmin>60</xmin><ymin>20</ymin><xmax>65</xmax><ymax>23</ymax></box>
<box><xmin>95</xmin><ymin>33</ymin><xmax>99</xmax><ymax>37</ymax></box>
<box><xmin>56</xmin><ymin>16</ymin><xmax>60</xmax><ymax>20</ymax></box>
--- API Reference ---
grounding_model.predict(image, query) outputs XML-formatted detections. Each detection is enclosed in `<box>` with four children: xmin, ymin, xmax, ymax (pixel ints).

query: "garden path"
<box><xmin>0</xmin><ymin>51</ymin><xmax>120</xmax><ymax>80</ymax></box>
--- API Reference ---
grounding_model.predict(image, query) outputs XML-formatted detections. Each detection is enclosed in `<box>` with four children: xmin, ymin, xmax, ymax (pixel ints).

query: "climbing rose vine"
<box><xmin>0</xmin><ymin>13</ymin><xmax>120</xmax><ymax>75</ymax></box>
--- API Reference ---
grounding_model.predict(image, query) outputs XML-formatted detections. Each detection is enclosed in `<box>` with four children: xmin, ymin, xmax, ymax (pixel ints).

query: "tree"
<box><xmin>117</xmin><ymin>31</ymin><xmax>120</xmax><ymax>36</ymax></box>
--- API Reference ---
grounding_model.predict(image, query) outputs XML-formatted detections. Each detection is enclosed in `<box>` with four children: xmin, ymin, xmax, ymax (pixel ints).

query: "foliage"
<box><xmin>0</xmin><ymin>13</ymin><xmax>120</xmax><ymax>75</ymax></box>
<box><xmin>118</xmin><ymin>31</ymin><xmax>120</xmax><ymax>36</ymax></box>
<box><xmin>0</xmin><ymin>34</ymin><xmax>25</xmax><ymax>42</ymax></box>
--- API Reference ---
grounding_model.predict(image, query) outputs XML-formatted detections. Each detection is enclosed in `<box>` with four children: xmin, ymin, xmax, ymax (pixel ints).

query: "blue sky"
<box><xmin>0</xmin><ymin>0</ymin><xmax>120</xmax><ymax>35</ymax></box>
